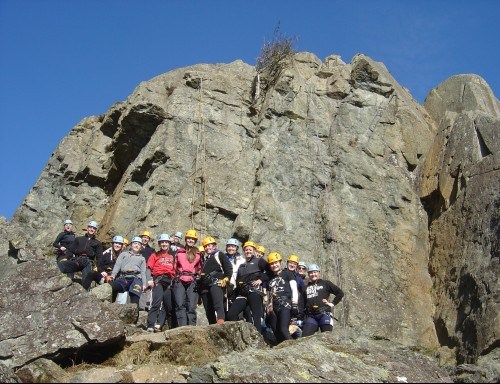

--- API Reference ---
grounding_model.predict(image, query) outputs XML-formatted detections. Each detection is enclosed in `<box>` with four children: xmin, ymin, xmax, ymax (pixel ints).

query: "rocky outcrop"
<box><xmin>0</xmin><ymin>257</ymin><xmax>126</xmax><ymax>369</ymax></box>
<box><xmin>50</xmin><ymin>322</ymin><xmax>452</xmax><ymax>383</ymax></box>
<box><xmin>8</xmin><ymin>52</ymin><xmax>440</xmax><ymax>352</ymax></box>
<box><xmin>2</xmin><ymin>50</ymin><xmax>498</xmax><ymax>379</ymax></box>
<box><xmin>420</xmin><ymin>75</ymin><xmax>499</xmax><ymax>364</ymax></box>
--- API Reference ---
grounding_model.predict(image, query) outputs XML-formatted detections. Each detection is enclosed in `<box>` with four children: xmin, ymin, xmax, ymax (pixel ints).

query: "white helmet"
<box><xmin>64</xmin><ymin>219</ymin><xmax>73</xmax><ymax>225</ymax></box>
<box><xmin>112</xmin><ymin>235</ymin><xmax>124</xmax><ymax>244</ymax></box>
<box><xmin>158</xmin><ymin>233</ymin><xmax>172</xmax><ymax>243</ymax></box>
<box><xmin>226</xmin><ymin>238</ymin><xmax>239</xmax><ymax>247</ymax></box>
<box><xmin>88</xmin><ymin>221</ymin><xmax>98</xmax><ymax>229</ymax></box>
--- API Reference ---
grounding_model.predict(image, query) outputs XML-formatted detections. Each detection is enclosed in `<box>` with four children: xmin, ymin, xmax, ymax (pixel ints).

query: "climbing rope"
<box><xmin>190</xmin><ymin>74</ymin><xmax>209</xmax><ymax>238</ymax></box>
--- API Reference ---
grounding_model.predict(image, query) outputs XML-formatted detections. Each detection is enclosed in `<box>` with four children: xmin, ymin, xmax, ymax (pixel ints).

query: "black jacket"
<box><xmin>53</xmin><ymin>230</ymin><xmax>76</xmax><ymax>256</ymax></box>
<box><xmin>201</xmin><ymin>249</ymin><xmax>233</xmax><ymax>280</ymax></box>
<box><xmin>68</xmin><ymin>233</ymin><xmax>103</xmax><ymax>261</ymax></box>
<box><xmin>141</xmin><ymin>244</ymin><xmax>155</xmax><ymax>262</ymax></box>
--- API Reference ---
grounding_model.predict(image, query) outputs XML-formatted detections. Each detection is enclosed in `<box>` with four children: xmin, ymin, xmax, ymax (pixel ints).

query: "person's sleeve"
<box><xmin>221</xmin><ymin>253</ymin><xmax>233</xmax><ymax>279</ymax></box>
<box><xmin>111</xmin><ymin>253</ymin><xmax>124</xmax><ymax>278</ymax></box>
<box><xmin>96</xmin><ymin>242</ymin><xmax>104</xmax><ymax>260</ymax></box>
<box><xmin>327</xmin><ymin>280</ymin><xmax>344</xmax><ymax>306</ymax></box>
<box><xmin>140</xmin><ymin>258</ymin><xmax>147</xmax><ymax>284</ymax></box>
<box><xmin>258</xmin><ymin>259</ymin><xmax>270</xmax><ymax>282</ymax></box>
<box><xmin>53</xmin><ymin>233</ymin><xmax>63</xmax><ymax>249</ymax></box>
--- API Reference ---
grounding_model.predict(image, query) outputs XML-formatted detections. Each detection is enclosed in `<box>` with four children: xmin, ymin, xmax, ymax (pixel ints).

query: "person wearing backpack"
<box><xmin>199</xmin><ymin>236</ymin><xmax>233</xmax><ymax>324</ymax></box>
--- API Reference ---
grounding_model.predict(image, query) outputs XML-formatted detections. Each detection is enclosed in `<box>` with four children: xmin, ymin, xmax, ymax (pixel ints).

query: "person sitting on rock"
<box><xmin>199</xmin><ymin>236</ymin><xmax>233</xmax><ymax>325</ymax></box>
<box><xmin>226</xmin><ymin>241</ymin><xmax>268</xmax><ymax>333</ymax></box>
<box><xmin>81</xmin><ymin>235</ymin><xmax>124</xmax><ymax>291</ymax></box>
<box><xmin>59</xmin><ymin>221</ymin><xmax>103</xmax><ymax>286</ymax></box>
<box><xmin>302</xmin><ymin>264</ymin><xmax>344</xmax><ymax>337</ymax></box>
<box><xmin>53</xmin><ymin>219</ymin><xmax>76</xmax><ymax>276</ymax></box>
<box><xmin>146</xmin><ymin>234</ymin><xmax>176</xmax><ymax>332</ymax></box>
<box><xmin>108</xmin><ymin>237</ymin><xmax>147</xmax><ymax>308</ymax></box>
<box><xmin>173</xmin><ymin>229</ymin><xmax>202</xmax><ymax>327</ymax></box>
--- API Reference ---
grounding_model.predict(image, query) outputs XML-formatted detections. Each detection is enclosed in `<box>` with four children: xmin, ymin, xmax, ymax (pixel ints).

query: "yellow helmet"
<box><xmin>123</xmin><ymin>238</ymin><xmax>130</xmax><ymax>245</ymax></box>
<box><xmin>202</xmin><ymin>236</ymin><xmax>216</xmax><ymax>247</ymax></box>
<box><xmin>287</xmin><ymin>255</ymin><xmax>299</xmax><ymax>264</ymax></box>
<box><xmin>185</xmin><ymin>229</ymin><xmax>199</xmax><ymax>241</ymax></box>
<box><xmin>243</xmin><ymin>241</ymin><xmax>257</xmax><ymax>249</ymax></box>
<box><xmin>267</xmin><ymin>252</ymin><xmax>282</xmax><ymax>264</ymax></box>
<box><xmin>198</xmin><ymin>245</ymin><xmax>205</xmax><ymax>252</ymax></box>
<box><xmin>140</xmin><ymin>230</ymin><xmax>152</xmax><ymax>238</ymax></box>
<box><xmin>256</xmin><ymin>245</ymin><xmax>266</xmax><ymax>254</ymax></box>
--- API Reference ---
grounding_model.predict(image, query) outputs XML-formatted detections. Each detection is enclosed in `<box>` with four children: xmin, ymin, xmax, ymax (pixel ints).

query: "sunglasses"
<box><xmin>297</xmin><ymin>266</ymin><xmax>307</xmax><ymax>270</ymax></box>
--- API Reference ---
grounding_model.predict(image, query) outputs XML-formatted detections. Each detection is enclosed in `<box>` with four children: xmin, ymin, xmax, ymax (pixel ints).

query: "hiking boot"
<box><xmin>146</xmin><ymin>327</ymin><xmax>154</xmax><ymax>332</ymax></box>
<box><xmin>216</xmin><ymin>319</ymin><xmax>225</xmax><ymax>325</ymax></box>
<box><xmin>154</xmin><ymin>324</ymin><xmax>161</xmax><ymax>332</ymax></box>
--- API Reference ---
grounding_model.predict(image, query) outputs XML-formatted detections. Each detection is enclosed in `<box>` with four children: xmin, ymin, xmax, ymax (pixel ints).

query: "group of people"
<box><xmin>53</xmin><ymin>219</ymin><xmax>344</xmax><ymax>343</ymax></box>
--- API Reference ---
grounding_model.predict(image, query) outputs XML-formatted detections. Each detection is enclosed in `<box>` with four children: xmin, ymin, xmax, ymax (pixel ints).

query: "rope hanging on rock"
<box><xmin>190</xmin><ymin>74</ymin><xmax>208</xmax><ymax>237</ymax></box>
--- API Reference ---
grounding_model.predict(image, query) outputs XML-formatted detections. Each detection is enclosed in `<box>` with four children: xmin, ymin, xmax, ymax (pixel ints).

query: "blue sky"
<box><xmin>1</xmin><ymin>0</ymin><xmax>498</xmax><ymax>220</ymax></box>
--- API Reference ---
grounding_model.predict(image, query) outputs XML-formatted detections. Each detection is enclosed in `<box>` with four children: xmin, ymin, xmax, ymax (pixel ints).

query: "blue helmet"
<box><xmin>88</xmin><ymin>221</ymin><xmax>98</xmax><ymax>229</ymax></box>
<box><xmin>131</xmin><ymin>236</ymin><xmax>142</xmax><ymax>244</ymax></box>
<box><xmin>174</xmin><ymin>232</ymin><xmax>183</xmax><ymax>239</ymax></box>
<box><xmin>158</xmin><ymin>233</ymin><xmax>172</xmax><ymax>243</ymax></box>
<box><xmin>298</xmin><ymin>261</ymin><xmax>308</xmax><ymax>268</ymax></box>
<box><xmin>112</xmin><ymin>235</ymin><xmax>124</xmax><ymax>244</ymax></box>
<box><xmin>226</xmin><ymin>238</ymin><xmax>239</xmax><ymax>247</ymax></box>
<box><xmin>308</xmin><ymin>264</ymin><xmax>321</xmax><ymax>273</ymax></box>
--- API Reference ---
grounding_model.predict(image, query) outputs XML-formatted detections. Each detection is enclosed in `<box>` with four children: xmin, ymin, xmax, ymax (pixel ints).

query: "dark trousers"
<box><xmin>82</xmin><ymin>270</ymin><xmax>104</xmax><ymax>290</ymax></box>
<box><xmin>266</xmin><ymin>306</ymin><xmax>292</xmax><ymax>343</ymax></box>
<box><xmin>57</xmin><ymin>256</ymin><xmax>92</xmax><ymax>283</ymax></box>
<box><xmin>110</xmin><ymin>277</ymin><xmax>141</xmax><ymax>307</ymax></box>
<box><xmin>226</xmin><ymin>293</ymin><xmax>263</xmax><ymax>333</ymax></box>
<box><xmin>173</xmin><ymin>281</ymin><xmax>198</xmax><ymax>326</ymax></box>
<box><xmin>147</xmin><ymin>283</ymin><xmax>173</xmax><ymax>329</ymax></box>
<box><xmin>201</xmin><ymin>285</ymin><xmax>225</xmax><ymax>324</ymax></box>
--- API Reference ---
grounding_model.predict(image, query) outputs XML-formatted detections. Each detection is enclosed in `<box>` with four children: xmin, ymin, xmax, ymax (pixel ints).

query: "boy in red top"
<box><xmin>146</xmin><ymin>234</ymin><xmax>176</xmax><ymax>332</ymax></box>
<box><xmin>173</xmin><ymin>229</ymin><xmax>202</xmax><ymax>326</ymax></box>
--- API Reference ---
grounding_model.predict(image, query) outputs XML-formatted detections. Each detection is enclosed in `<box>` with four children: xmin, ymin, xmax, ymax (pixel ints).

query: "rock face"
<box><xmin>419</xmin><ymin>75</ymin><xmax>500</xmax><ymax>364</ymax></box>
<box><xmin>61</xmin><ymin>322</ymin><xmax>452</xmax><ymax>383</ymax></box>
<box><xmin>3</xmin><ymin>50</ymin><xmax>499</xmax><ymax>376</ymax></box>
<box><xmin>0</xmin><ymin>258</ymin><xmax>126</xmax><ymax>369</ymax></box>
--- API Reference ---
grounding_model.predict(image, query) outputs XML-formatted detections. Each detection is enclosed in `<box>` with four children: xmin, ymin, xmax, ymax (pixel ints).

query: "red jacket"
<box><xmin>147</xmin><ymin>250</ymin><xmax>175</xmax><ymax>278</ymax></box>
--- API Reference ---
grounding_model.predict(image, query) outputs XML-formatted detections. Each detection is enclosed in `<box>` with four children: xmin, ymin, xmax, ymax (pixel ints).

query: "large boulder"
<box><xmin>0</xmin><ymin>258</ymin><xmax>126</xmax><ymax>369</ymax></box>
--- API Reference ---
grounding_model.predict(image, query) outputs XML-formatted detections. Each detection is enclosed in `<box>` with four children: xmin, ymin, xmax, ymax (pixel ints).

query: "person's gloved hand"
<box><xmin>218</xmin><ymin>277</ymin><xmax>229</xmax><ymax>288</ymax></box>
<box><xmin>291</xmin><ymin>304</ymin><xmax>299</xmax><ymax>317</ymax></box>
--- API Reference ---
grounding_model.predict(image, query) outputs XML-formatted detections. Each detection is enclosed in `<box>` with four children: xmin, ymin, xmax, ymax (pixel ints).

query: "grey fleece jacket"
<box><xmin>111</xmin><ymin>250</ymin><xmax>147</xmax><ymax>284</ymax></box>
